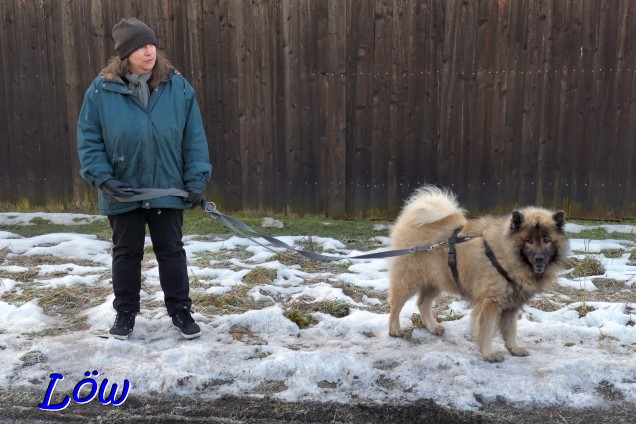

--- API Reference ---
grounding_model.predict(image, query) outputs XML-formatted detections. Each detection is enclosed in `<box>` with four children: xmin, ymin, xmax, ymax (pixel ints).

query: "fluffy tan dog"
<box><xmin>388</xmin><ymin>186</ymin><xmax>569</xmax><ymax>362</ymax></box>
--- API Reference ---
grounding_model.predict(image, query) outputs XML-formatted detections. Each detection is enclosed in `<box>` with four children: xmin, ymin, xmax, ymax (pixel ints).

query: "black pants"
<box><xmin>108</xmin><ymin>208</ymin><xmax>191</xmax><ymax>316</ymax></box>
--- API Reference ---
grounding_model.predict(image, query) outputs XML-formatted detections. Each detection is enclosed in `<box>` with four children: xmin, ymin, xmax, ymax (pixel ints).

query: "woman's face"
<box><xmin>128</xmin><ymin>44</ymin><xmax>156</xmax><ymax>75</ymax></box>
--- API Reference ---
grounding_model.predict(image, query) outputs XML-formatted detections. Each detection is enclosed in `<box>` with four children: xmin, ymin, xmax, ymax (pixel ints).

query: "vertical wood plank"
<box><xmin>300</xmin><ymin>0</ymin><xmax>325</xmax><ymax>214</ymax></box>
<box><xmin>218</xmin><ymin>0</ymin><xmax>242</xmax><ymax>211</ymax></box>
<box><xmin>280</xmin><ymin>0</ymin><xmax>300</xmax><ymax>214</ymax></box>
<box><xmin>0</xmin><ymin>0</ymin><xmax>17</xmax><ymax>205</ymax></box>
<box><xmin>608</xmin><ymin>0</ymin><xmax>636</xmax><ymax>218</ymax></box>
<box><xmin>387</xmin><ymin>0</ymin><xmax>408</xmax><ymax>216</ymax></box>
<box><xmin>370</xmin><ymin>0</ymin><xmax>392</xmax><ymax>214</ymax></box>
<box><xmin>199</xmin><ymin>0</ymin><xmax>223</xmax><ymax>205</ymax></box>
<box><xmin>325</xmin><ymin>0</ymin><xmax>347</xmax><ymax>218</ymax></box>
<box><xmin>345</xmin><ymin>0</ymin><xmax>374</xmax><ymax>217</ymax></box>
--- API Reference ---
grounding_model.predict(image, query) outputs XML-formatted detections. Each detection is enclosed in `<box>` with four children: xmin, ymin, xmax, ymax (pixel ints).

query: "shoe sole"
<box><xmin>180</xmin><ymin>330</ymin><xmax>201</xmax><ymax>339</ymax></box>
<box><xmin>109</xmin><ymin>333</ymin><xmax>129</xmax><ymax>340</ymax></box>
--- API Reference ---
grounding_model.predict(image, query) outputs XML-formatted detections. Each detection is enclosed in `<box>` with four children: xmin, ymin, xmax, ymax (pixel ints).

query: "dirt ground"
<box><xmin>1</xmin><ymin>391</ymin><xmax>635</xmax><ymax>423</ymax></box>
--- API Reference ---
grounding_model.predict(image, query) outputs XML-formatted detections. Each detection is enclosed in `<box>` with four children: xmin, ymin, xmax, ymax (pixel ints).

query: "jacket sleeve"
<box><xmin>77</xmin><ymin>81</ymin><xmax>113</xmax><ymax>188</ymax></box>
<box><xmin>181</xmin><ymin>78</ymin><xmax>212</xmax><ymax>190</ymax></box>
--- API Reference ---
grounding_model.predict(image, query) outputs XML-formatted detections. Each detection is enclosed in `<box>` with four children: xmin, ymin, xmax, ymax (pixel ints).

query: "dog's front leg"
<box><xmin>473</xmin><ymin>300</ymin><xmax>504</xmax><ymax>362</ymax></box>
<box><xmin>500</xmin><ymin>309</ymin><xmax>529</xmax><ymax>357</ymax></box>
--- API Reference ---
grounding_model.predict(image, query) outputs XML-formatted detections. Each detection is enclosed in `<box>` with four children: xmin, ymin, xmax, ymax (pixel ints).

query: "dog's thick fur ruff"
<box><xmin>388</xmin><ymin>186</ymin><xmax>569</xmax><ymax>362</ymax></box>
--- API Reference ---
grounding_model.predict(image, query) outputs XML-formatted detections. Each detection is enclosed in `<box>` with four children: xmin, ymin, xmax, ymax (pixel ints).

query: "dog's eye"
<box><xmin>525</xmin><ymin>239</ymin><xmax>533</xmax><ymax>245</ymax></box>
<box><xmin>543</xmin><ymin>237</ymin><xmax>552</xmax><ymax>244</ymax></box>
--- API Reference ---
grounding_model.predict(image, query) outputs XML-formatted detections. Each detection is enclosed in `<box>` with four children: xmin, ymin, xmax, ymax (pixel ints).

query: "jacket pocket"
<box><xmin>112</xmin><ymin>156</ymin><xmax>126</xmax><ymax>180</ymax></box>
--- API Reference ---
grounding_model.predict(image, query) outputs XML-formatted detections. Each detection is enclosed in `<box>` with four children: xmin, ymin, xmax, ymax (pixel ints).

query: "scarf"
<box><xmin>126</xmin><ymin>71</ymin><xmax>152</xmax><ymax>108</ymax></box>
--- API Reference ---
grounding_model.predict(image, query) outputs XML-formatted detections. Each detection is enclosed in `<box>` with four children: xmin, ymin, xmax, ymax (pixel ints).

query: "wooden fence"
<box><xmin>1</xmin><ymin>0</ymin><xmax>635</xmax><ymax>219</ymax></box>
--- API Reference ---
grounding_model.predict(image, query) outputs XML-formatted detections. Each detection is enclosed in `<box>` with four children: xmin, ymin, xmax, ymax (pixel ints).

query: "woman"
<box><xmin>77</xmin><ymin>18</ymin><xmax>212</xmax><ymax>340</ymax></box>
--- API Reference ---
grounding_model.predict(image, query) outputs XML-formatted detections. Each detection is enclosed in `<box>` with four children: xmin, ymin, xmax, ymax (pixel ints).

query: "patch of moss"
<box><xmin>283</xmin><ymin>304</ymin><xmax>319</xmax><ymax>329</ymax></box>
<box><xmin>575</xmin><ymin>304</ymin><xmax>596</xmax><ymax>318</ymax></box>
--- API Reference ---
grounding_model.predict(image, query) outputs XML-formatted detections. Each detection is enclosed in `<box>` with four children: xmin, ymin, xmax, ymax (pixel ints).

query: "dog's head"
<box><xmin>509</xmin><ymin>208</ymin><xmax>568</xmax><ymax>276</ymax></box>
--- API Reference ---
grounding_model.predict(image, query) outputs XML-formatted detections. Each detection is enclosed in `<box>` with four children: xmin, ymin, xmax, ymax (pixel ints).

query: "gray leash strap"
<box><xmin>202</xmin><ymin>202</ymin><xmax>445</xmax><ymax>263</ymax></box>
<box><xmin>114</xmin><ymin>188</ymin><xmax>189</xmax><ymax>202</ymax></box>
<box><xmin>110</xmin><ymin>187</ymin><xmax>449</xmax><ymax>262</ymax></box>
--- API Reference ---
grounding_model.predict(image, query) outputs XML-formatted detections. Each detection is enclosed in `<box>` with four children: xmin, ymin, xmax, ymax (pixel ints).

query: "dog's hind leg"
<box><xmin>416</xmin><ymin>285</ymin><xmax>445</xmax><ymax>336</ymax></box>
<box><xmin>500</xmin><ymin>309</ymin><xmax>529</xmax><ymax>357</ymax></box>
<box><xmin>473</xmin><ymin>300</ymin><xmax>504</xmax><ymax>362</ymax></box>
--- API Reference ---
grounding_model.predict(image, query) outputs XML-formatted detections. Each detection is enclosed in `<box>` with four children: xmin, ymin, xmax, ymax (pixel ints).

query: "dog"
<box><xmin>388</xmin><ymin>185</ymin><xmax>569</xmax><ymax>362</ymax></box>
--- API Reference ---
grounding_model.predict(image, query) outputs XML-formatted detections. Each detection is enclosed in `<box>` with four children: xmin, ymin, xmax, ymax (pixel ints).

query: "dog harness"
<box><xmin>446</xmin><ymin>228</ymin><xmax>473</xmax><ymax>292</ymax></box>
<box><xmin>483</xmin><ymin>240</ymin><xmax>518</xmax><ymax>286</ymax></box>
<box><xmin>447</xmin><ymin>227</ymin><xmax>520</xmax><ymax>290</ymax></box>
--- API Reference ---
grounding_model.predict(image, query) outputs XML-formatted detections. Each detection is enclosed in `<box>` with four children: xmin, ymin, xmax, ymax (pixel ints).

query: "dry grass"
<box><xmin>329</xmin><ymin>281</ymin><xmax>389</xmax><ymax>314</ymax></box>
<box><xmin>601</xmin><ymin>249</ymin><xmax>624</xmax><ymax>259</ymax></box>
<box><xmin>313</xmin><ymin>299</ymin><xmax>350</xmax><ymax>318</ymax></box>
<box><xmin>0</xmin><ymin>247</ymin><xmax>9</xmax><ymax>263</ymax></box>
<box><xmin>20</xmin><ymin>350</ymin><xmax>48</xmax><ymax>367</ymax></box>
<box><xmin>243</xmin><ymin>267</ymin><xmax>277</xmax><ymax>285</ymax></box>
<box><xmin>270</xmin><ymin>251</ymin><xmax>351</xmax><ymax>273</ymax></box>
<box><xmin>192</xmin><ymin>282</ymin><xmax>273</xmax><ymax>317</ymax></box>
<box><xmin>569</xmin><ymin>256</ymin><xmax>606</xmax><ymax>278</ymax></box>
<box><xmin>189</xmin><ymin>248</ymin><xmax>254</xmax><ymax>266</ymax></box>
<box><xmin>528</xmin><ymin>296</ymin><xmax>567</xmax><ymax>312</ymax></box>
<box><xmin>550</xmin><ymin>279</ymin><xmax>636</xmax><ymax>304</ymax></box>
<box><xmin>37</xmin><ymin>285</ymin><xmax>101</xmax><ymax>312</ymax></box>
<box><xmin>0</xmin><ymin>268</ymin><xmax>39</xmax><ymax>282</ymax></box>
<box><xmin>228</xmin><ymin>325</ymin><xmax>266</xmax><ymax>345</ymax></box>
<box><xmin>574</xmin><ymin>304</ymin><xmax>596</xmax><ymax>318</ymax></box>
<box><xmin>4</xmin><ymin>254</ymin><xmax>100</xmax><ymax>269</ymax></box>
<box><xmin>1</xmin><ymin>281</ymin><xmax>107</xmax><ymax>335</ymax></box>
<box><xmin>291</xmin><ymin>299</ymin><xmax>351</xmax><ymax>318</ymax></box>
<box><xmin>410</xmin><ymin>313</ymin><xmax>425</xmax><ymax>328</ymax></box>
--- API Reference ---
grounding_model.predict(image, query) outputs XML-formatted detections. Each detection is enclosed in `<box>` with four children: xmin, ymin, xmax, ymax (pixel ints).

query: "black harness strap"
<box><xmin>483</xmin><ymin>240</ymin><xmax>518</xmax><ymax>286</ymax></box>
<box><xmin>447</xmin><ymin>228</ymin><xmax>472</xmax><ymax>291</ymax></box>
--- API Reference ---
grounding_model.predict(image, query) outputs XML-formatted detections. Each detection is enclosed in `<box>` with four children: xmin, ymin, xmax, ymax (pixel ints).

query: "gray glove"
<box><xmin>185</xmin><ymin>187</ymin><xmax>205</xmax><ymax>208</ymax></box>
<box><xmin>101</xmin><ymin>179</ymin><xmax>134</xmax><ymax>197</ymax></box>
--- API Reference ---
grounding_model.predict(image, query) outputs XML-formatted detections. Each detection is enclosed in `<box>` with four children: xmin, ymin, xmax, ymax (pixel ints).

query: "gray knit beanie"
<box><xmin>112</xmin><ymin>18</ymin><xmax>157</xmax><ymax>59</ymax></box>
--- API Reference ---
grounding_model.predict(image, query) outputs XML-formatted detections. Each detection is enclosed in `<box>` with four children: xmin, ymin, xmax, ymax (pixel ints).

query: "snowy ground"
<box><xmin>0</xmin><ymin>212</ymin><xmax>635</xmax><ymax>413</ymax></box>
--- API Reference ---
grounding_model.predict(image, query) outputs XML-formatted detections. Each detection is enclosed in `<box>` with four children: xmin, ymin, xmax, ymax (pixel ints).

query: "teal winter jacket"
<box><xmin>77</xmin><ymin>69</ymin><xmax>212</xmax><ymax>215</ymax></box>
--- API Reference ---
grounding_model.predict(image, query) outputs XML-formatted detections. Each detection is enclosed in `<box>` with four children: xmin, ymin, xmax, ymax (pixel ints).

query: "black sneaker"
<box><xmin>109</xmin><ymin>311</ymin><xmax>136</xmax><ymax>340</ymax></box>
<box><xmin>171</xmin><ymin>307</ymin><xmax>201</xmax><ymax>339</ymax></box>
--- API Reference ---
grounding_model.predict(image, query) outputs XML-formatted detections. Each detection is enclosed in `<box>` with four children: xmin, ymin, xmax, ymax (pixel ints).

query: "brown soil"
<box><xmin>1</xmin><ymin>391</ymin><xmax>634</xmax><ymax>423</ymax></box>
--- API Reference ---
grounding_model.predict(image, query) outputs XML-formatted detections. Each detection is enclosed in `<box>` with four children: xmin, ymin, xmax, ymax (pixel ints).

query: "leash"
<box><xmin>110</xmin><ymin>188</ymin><xmax>521</xmax><ymax>286</ymax></box>
<box><xmin>113</xmin><ymin>188</ymin><xmax>191</xmax><ymax>202</ymax></box>
<box><xmin>111</xmin><ymin>187</ymin><xmax>468</xmax><ymax>263</ymax></box>
<box><xmin>202</xmin><ymin>201</ymin><xmax>450</xmax><ymax>262</ymax></box>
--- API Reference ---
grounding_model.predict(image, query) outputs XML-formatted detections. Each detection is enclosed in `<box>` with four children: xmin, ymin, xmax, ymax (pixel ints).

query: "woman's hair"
<box><xmin>100</xmin><ymin>50</ymin><xmax>173</xmax><ymax>91</ymax></box>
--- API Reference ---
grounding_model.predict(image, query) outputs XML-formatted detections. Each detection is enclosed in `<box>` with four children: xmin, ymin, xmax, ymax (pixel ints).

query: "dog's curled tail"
<box><xmin>402</xmin><ymin>185</ymin><xmax>466</xmax><ymax>226</ymax></box>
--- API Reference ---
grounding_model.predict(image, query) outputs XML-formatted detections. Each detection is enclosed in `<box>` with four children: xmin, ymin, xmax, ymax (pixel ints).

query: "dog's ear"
<box><xmin>553</xmin><ymin>210</ymin><xmax>565</xmax><ymax>231</ymax></box>
<box><xmin>510</xmin><ymin>210</ymin><xmax>524</xmax><ymax>231</ymax></box>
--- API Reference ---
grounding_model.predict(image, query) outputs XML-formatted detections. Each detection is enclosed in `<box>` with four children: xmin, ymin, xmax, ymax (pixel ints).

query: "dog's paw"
<box><xmin>508</xmin><ymin>346</ymin><xmax>529</xmax><ymax>357</ymax></box>
<box><xmin>428</xmin><ymin>324</ymin><xmax>445</xmax><ymax>336</ymax></box>
<box><xmin>482</xmin><ymin>352</ymin><xmax>505</xmax><ymax>362</ymax></box>
<box><xmin>388</xmin><ymin>328</ymin><xmax>404</xmax><ymax>337</ymax></box>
